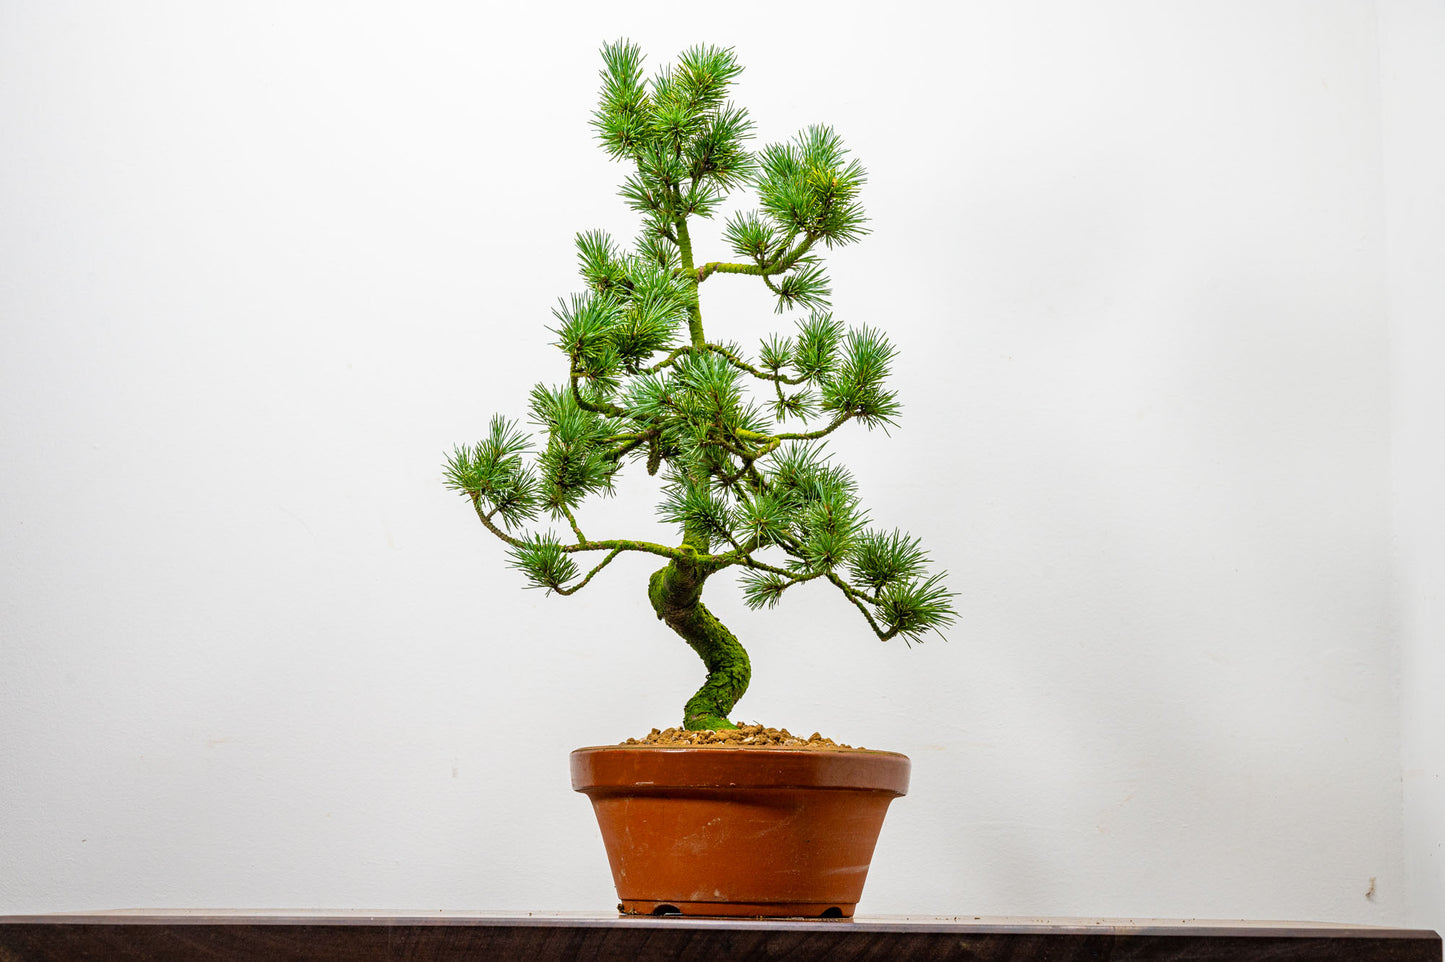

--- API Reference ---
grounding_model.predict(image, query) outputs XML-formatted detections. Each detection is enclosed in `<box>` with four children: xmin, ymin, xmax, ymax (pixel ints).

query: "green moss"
<box><xmin>649</xmin><ymin>561</ymin><xmax>751</xmax><ymax>730</ymax></box>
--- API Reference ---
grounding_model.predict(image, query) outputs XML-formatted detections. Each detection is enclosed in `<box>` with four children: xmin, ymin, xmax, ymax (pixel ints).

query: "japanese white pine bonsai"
<box><xmin>445</xmin><ymin>41</ymin><xmax>955</xmax><ymax>731</ymax></box>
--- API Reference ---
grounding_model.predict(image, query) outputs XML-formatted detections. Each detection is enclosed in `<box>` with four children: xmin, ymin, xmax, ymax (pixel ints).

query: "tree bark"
<box><xmin>648</xmin><ymin>559</ymin><xmax>751</xmax><ymax>730</ymax></box>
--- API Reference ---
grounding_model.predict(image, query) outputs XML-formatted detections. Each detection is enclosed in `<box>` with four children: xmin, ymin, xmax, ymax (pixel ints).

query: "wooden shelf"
<box><xmin>0</xmin><ymin>911</ymin><xmax>1438</xmax><ymax>961</ymax></box>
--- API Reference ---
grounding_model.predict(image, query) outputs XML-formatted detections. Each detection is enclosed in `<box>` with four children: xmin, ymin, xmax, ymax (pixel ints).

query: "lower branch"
<box><xmin>552</xmin><ymin>547</ymin><xmax>624</xmax><ymax>596</ymax></box>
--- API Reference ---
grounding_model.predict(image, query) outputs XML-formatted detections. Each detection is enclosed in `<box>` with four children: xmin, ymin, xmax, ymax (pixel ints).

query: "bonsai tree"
<box><xmin>445</xmin><ymin>41</ymin><xmax>955</xmax><ymax>731</ymax></box>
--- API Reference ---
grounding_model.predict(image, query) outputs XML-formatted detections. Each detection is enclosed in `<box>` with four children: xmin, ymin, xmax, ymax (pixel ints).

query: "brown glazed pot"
<box><xmin>569</xmin><ymin>745</ymin><xmax>910</xmax><ymax>918</ymax></box>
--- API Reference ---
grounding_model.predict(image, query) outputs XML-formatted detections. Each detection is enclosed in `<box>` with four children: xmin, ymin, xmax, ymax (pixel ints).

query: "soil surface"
<box><xmin>622</xmin><ymin>724</ymin><xmax>859</xmax><ymax>750</ymax></box>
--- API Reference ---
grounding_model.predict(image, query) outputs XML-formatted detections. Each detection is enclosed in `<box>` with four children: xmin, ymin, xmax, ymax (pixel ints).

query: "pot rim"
<box><xmin>569</xmin><ymin>744</ymin><xmax>911</xmax><ymax>795</ymax></box>
<box><xmin>570</xmin><ymin>744</ymin><xmax>909</xmax><ymax>756</ymax></box>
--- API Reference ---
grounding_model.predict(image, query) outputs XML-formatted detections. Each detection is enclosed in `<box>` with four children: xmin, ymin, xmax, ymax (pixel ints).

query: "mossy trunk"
<box><xmin>648</xmin><ymin>557</ymin><xmax>751</xmax><ymax>730</ymax></box>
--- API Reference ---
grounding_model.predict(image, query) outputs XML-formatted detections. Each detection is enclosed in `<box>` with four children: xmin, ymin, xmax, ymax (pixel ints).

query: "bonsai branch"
<box><xmin>471</xmin><ymin>493</ymin><xmax>706</xmax><ymax>569</ymax></box>
<box><xmin>694</xmin><ymin>233</ymin><xmax>817</xmax><ymax>283</ymax></box>
<box><xmin>642</xmin><ymin>343</ymin><xmax>805</xmax><ymax>386</ymax></box>
<box><xmin>706</xmin><ymin>343</ymin><xmax>806</xmax><ymax>385</ymax></box>
<box><xmin>730</xmin><ymin>554</ymin><xmax>896</xmax><ymax>642</ymax></box>
<box><xmin>552</xmin><ymin>546</ymin><xmax>625</xmax><ymax>596</ymax></box>
<box><xmin>570</xmin><ymin>370</ymin><xmax>628</xmax><ymax>419</ymax></box>
<box><xmin>736</xmin><ymin>413</ymin><xmax>852</xmax><ymax>446</ymax></box>
<box><xmin>606</xmin><ymin>429</ymin><xmax>656</xmax><ymax>462</ymax></box>
<box><xmin>672</xmin><ymin>215</ymin><xmax>706</xmax><ymax>348</ymax></box>
<box><xmin>826</xmin><ymin>571</ymin><xmax>896</xmax><ymax>641</ymax></box>
<box><xmin>471</xmin><ymin>497</ymin><xmax>526</xmax><ymax>548</ymax></box>
<box><xmin>558</xmin><ymin>502</ymin><xmax>587</xmax><ymax>543</ymax></box>
<box><xmin>561</xmin><ymin>537</ymin><xmax>695</xmax><ymax>563</ymax></box>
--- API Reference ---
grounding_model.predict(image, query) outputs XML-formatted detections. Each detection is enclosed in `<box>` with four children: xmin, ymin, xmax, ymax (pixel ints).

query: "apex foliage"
<box><xmin>446</xmin><ymin>40</ymin><xmax>955</xmax><ymax>726</ymax></box>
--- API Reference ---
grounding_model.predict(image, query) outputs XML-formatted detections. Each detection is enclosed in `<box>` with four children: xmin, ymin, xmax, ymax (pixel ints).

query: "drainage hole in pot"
<box><xmin>820</xmin><ymin>907</ymin><xmax>845</xmax><ymax>919</ymax></box>
<box><xmin>651</xmin><ymin>904</ymin><xmax>682</xmax><ymax>916</ymax></box>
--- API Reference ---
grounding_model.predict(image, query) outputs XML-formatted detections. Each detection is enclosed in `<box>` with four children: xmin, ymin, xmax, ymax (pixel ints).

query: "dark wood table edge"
<box><xmin>3</xmin><ymin>914</ymin><xmax>1438</xmax><ymax>962</ymax></box>
<box><xmin>0</xmin><ymin>913</ymin><xmax>1439</xmax><ymax>941</ymax></box>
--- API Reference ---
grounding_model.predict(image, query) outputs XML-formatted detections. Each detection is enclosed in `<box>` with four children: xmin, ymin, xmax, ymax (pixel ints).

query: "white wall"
<box><xmin>1381</xmin><ymin>0</ymin><xmax>1445</xmax><ymax>938</ymax></box>
<box><xmin>0</xmin><ymin>1</ymin><xmax>1421</xmax><ymax>924</ymax></box>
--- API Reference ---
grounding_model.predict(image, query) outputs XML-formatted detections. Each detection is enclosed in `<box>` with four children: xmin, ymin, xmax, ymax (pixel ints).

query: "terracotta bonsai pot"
<box><xmin>569</xmin><ymin>745</ymin><xmax>910</xmax><ymax>918</ymax></box>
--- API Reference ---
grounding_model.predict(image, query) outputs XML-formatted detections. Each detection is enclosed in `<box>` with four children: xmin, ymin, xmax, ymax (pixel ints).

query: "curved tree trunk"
<box><xmin>649</xmin><ymin>559</ymin><xmax>751</xmax><ymax>730</ymax></box>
